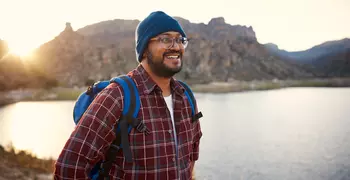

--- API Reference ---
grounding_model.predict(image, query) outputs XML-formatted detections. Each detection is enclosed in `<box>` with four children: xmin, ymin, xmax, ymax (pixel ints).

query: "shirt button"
<box><xmin>168</xmin><ymin>130</ymin><xmax>172</xmax><ymax>134</ymax></box>
<box><xmin>172</xmin><ymin>158</ymin><xmax>175</xmax><ymax>162</ymax></box>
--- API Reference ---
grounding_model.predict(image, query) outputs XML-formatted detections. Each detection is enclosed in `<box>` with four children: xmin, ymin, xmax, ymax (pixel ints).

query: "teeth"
<box><xmin>166</xmin><ymin>55</ymin><xmax>179</xmax><ymax>59</ymax></box>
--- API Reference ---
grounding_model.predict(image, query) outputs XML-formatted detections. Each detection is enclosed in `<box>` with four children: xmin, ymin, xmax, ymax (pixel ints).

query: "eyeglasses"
<box><xmin>150</xmin><ymin>36</ymin><xmax>188</xmax><ymax>49</ymax></box>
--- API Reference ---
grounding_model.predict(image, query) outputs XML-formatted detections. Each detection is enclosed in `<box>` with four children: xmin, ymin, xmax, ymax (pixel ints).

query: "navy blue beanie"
<box><xmin>135</xmin><ymin>11</ymin><xmax>186</xmax><ymax>62</ymax></box>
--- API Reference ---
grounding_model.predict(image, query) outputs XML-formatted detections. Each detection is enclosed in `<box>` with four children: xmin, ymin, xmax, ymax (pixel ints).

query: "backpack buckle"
<box><xmin>86</xmin><ymin>85</ymin><xmax>93</xmax><ymax>96</ymax></box>
<box><xmin>136</xmin><ymin>121</ymin><xmax>150</xmax><ymax>135</ymax></box>
<box><xmin>86</xmin><ymin>82</ymin><xmax>96</xmax><ymax>96</ymax></box>
<box><xmin>192</xmin><ymin>111</ymin><xmax>203</xmax><ymax>122</ymax></box>
<box><xmin>110</xmin><ymin>144</ymin><xmax>121</xmax><ymax>151</ymax></box>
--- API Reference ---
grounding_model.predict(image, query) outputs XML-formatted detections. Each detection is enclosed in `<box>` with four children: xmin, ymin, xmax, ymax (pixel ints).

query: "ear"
<box><xmin>143</xmin><ymin>47</ymin><xmax>149</xmax><ymax>58</ymax></box>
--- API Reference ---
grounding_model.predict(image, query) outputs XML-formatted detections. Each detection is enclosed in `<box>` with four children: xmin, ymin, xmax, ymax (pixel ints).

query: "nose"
<box><xmin>169</xmin><ymin>39</ymin><xmax>181</xmax><ymax>50</ymax></box>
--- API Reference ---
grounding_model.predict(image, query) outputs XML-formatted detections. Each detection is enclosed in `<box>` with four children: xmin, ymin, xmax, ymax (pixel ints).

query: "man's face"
<box><xmin>145</xmin><ymin>31</ymin><xmax>187</xmax><ymax>78</ymax></box>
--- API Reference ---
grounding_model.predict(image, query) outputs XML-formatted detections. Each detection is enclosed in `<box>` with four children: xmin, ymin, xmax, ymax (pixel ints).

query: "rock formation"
<box><xmin>0</xmin><ymin>16</ymin><xmax>330</xmax><ymax>90</ymax></box>
<box><xmin>28</xmin><ymin>17</ymin><xmax>314</xmax><ymax>87</ymax></box>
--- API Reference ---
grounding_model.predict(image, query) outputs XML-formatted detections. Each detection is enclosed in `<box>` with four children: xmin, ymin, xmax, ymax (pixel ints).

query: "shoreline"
<box><xmin>0</xmin><ymin>145</ymin><xmax>54</xmax><ymax>180</ymax></box>
<box><xmin>1</xmin><ymin>78</ymin><xmax>350</xmax><ymax>106</ymax></box>
<box><xmin>190</xmin><ymin>77</ymin><xmax>350</xmax><ymax>93</ymax></box>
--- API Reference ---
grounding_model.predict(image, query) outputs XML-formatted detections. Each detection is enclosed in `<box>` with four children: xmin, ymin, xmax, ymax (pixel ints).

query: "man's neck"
<box><xmin>140</xmin><ymin>62</ymin><xmax>172</xmax><ymax>96</ymax></box>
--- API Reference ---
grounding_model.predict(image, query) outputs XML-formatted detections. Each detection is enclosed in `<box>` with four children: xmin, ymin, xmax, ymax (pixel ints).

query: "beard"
<box><xmin>146</xmin><ymin>50</ymin><xmax>183</xmax><ymax>78</ymax></box>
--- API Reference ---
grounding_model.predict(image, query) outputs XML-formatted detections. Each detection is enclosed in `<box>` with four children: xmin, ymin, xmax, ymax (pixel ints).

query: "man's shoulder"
<box><xmin>97</xmin><ymin>82</ymin><xmax>125</xmax><ymax>101</ymax></box>
<box><xmin>173</xmin><ymin>79</ymin><xmax>193</xmax><ymax>94</ymax></box>
<box><xmin>102</xmin><ymin>74</ymin><xmax>140</xmax><ymax>98</ymax></box>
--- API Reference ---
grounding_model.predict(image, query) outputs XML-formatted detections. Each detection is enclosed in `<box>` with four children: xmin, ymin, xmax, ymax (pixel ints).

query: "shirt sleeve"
<box><xmin>54</xmin><ymin>83</ymin><xmax>123</xmax><ymax>180</ymax></box>
<box><xmin>191</xmin><ymin>100</ymin><xmax>203</xmax><ymax>161</ymax></box>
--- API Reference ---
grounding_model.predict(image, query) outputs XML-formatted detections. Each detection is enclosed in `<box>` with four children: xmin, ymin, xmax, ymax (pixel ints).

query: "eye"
<box><xmin>175</xmin><ymin>38</ymin><xmax>182</xmax><ymax>44</ymax></box>
<box><xmin>160</xmin><ymin>37</ymin><xmax>172</xmax><ymax>44</ymax></box>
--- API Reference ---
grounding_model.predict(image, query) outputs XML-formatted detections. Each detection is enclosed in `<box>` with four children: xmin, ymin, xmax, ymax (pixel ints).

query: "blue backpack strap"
<box><xmin>111</xmin><ymin>75</ymin><xmax>143</xmax><ymax>161</ymax></box>
<box><xmin>178</xmin><ymin>80</ymin><xmax>203</xmax><ymax>122</ymax></box>
<box><xmin>73</xmin><ymin>80</ymin><xmax>111</xmax><ymax>124</ymax></box>
<box><xmin>95</xmin><ymin>75</ymin><xmax>148</xmax><ymax>179</ymax></box>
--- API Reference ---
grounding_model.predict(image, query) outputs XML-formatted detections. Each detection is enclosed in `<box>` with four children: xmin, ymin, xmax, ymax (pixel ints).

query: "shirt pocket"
<box><xmin>128</xmin><ymin>117</ymin><xmax>173</xmax><ymax>170</ymax></box>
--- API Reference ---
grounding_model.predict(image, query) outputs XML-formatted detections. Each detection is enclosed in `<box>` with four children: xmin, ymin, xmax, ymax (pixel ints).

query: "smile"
<box><xmin>165</xmin><ymin>55</ymin><xmax>180</xmax><ymax>59</ymax></box>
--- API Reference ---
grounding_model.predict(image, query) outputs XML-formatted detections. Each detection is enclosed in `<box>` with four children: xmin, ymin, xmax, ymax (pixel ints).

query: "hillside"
<box><xmin>264</xmin><ymin>38</ymin><xmax>350</xmax><ymax>77</ymax></box>
<box><xmin>311</xmin><ymin>48</ymin><xmax>350</xmax><ymax>77</ymax></box>
<box><xmin>29</xmin><ymin>17</ymin><xmax>313</xmax><ymax>87</ymax></box>
<box><xmin>265</xmin><ymin>38</ymin><xmax>350</xmax><ymax>62</ymax></box>
<box><xmin>0</xmin><ymin>15</ymin><xmax>333</xmax><ymax>91</ymax></box>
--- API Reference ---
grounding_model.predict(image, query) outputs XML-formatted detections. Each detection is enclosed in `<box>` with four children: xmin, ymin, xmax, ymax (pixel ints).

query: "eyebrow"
<box><xmin>160</xmin><ymin>32</ymin><xmax>181</xmax><ymax>36</ymax></box>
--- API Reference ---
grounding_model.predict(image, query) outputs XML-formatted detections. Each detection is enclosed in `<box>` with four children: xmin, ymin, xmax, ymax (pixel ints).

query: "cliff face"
<box><xmin>1</xmin><ymin>16</ymin><xmax>315</xmax><ymax>90</ymax></box>
<box><xmin>174</xmin><ymin>17</ymin><xmax>257</xmax><ymax>43</ymax></box>
<box><xmin>34</xmin><ymin>22</ymin><xmax>139</xmax><ymax>87</ymax></box>
<box><xmin>31</xmin><ymin>17</ymin><xmax>313</xmax><ymax>87</ymax></box>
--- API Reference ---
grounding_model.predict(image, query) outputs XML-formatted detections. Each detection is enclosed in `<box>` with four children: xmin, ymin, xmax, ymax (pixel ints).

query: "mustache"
<box><xmin>163</xmin><ymin>50</ymin><xmax>182</xmax><ymax>56</ymax></box>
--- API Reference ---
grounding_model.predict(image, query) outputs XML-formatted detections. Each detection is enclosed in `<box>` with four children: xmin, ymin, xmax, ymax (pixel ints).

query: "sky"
<box><xmin>0</xmin><ymin>0</ymin><xmax>349</xmax><ymax>56</ymax></box>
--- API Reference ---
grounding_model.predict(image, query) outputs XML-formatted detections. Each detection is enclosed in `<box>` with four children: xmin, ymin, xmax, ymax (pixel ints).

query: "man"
<box><xmin>54</xmin><ymin>11</ymin><xmax>202</xmax><ymax>180</ymax></box>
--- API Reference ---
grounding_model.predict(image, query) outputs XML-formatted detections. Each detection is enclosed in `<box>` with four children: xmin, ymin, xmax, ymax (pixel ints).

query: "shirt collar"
<box><xmin>131</xmin><ymin>64</ymin><xmax>185</xmax><ymax>96</ymax></box>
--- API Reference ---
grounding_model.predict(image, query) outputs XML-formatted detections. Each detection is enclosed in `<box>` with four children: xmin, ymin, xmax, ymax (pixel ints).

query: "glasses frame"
<box><xmin>149</xmin><ymin>36</ymin><xmax>189</xmax><ymax>49</ymax></box>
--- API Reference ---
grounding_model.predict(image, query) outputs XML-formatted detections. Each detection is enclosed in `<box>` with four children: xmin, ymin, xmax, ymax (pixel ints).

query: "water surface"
<box><xmin>1</xmin><ymin>87</ymin><xmax>349</xmax><ymax>179</ymax></box>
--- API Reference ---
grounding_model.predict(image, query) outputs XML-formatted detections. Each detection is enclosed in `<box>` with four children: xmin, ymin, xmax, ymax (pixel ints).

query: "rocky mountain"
<box><xmin>34</xmin><ymin>22</ymin><xmax>140</xmax><ymax>87</ymax></box>
<box><xmin>0</xmin><ymin>40</ymin><xmax>57</xmax><ymax>91</ymax></box>
<box><xmin>33</xmin><ymin>17</ymin><xmax>315</xmax><ymax>87</ymax></box>
<box><xmin>1</xmin><ymin>16</ymin><xmax>317</xmax><ymax>90</ymax></box>
<box><xmin>264</xmin><ymin>38</ymin><xmax>350</xmax><ymax>77</ymax></box>
<box><xmin>311</xmin><ymin>48</ymin><xmax>350</xmax><ymax>77</ymax></box>
<box><xmin>265</xmin><ymin>38</ymin><xmax>350</xmax><ymax>63</ymax></box>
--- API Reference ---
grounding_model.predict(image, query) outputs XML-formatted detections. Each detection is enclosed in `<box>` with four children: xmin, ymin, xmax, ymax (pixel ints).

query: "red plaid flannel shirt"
<box><xmin>54</xmin><ymin>65</ymin><xmax>202</xmax><ymax>180</ymax></box>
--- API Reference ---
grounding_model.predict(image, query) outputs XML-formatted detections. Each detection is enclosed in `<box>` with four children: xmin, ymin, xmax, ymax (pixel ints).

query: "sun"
<box><xmin>7</xmin><ymin>40</ymin><xmax>34</xmax><ymax>59</ymax></box>
<box><xmin>8</xmin><ymin>45</ymin><xmax>33</xmax><ymax>58</ymax></box>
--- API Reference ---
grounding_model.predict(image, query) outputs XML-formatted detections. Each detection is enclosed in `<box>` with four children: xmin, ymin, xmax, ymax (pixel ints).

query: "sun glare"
<box><xmin>7</xmin><ymin>41</ymin><xmax>34</xmax><ymax>59</ymax></box>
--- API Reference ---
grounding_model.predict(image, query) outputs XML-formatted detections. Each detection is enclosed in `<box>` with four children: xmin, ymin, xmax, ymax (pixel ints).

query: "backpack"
<box><xmin>72</xmin><ymin>75</ymin><xmax>202</xmax><ymax>180</ymax></box>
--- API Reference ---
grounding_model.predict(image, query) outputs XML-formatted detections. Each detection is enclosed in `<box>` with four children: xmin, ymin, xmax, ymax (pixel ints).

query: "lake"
<box><xmin>1</xmin><ymin>87</ymin><xmax>350</xmax><ymax>180</ymax></box>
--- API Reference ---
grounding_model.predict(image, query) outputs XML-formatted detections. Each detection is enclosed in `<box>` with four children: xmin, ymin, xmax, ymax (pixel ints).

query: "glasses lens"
<box><xmin>159</xmin><ymin>37</ymin><xmax>188</xmax><ymax>49</ymax></box>
<box><xmin>160</xmin><ymin>37</ymin><xmax>172</xmax><ymax>44</ymax></box>
<box><xmin>181</xmin><ymin>37</ymin><xmax>188</xmax><ymax>48</ymax></box>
